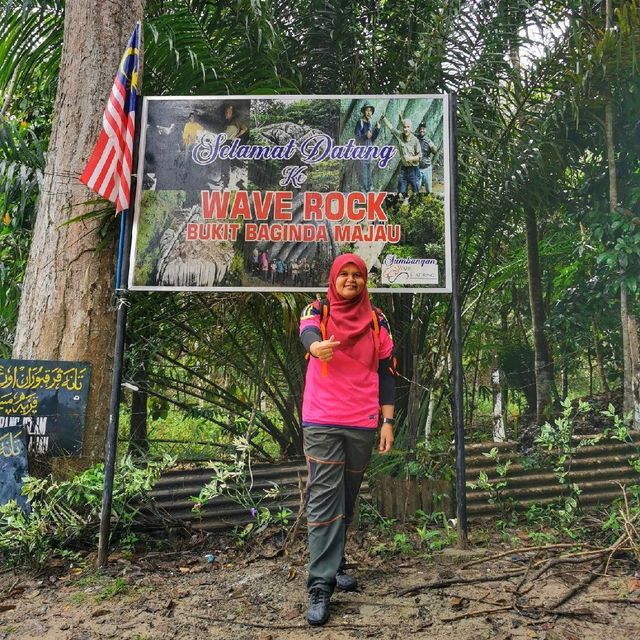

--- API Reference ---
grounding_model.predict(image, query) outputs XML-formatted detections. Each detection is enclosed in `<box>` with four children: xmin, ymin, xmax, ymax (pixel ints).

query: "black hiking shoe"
<box><xmin>307</xmin><ymin>588</ymin><xmax>330</xmax><ymax>626</ymax></box>
<box><xmin>335</xmin><ymin>568</ymin><xmax>358</xmax><ymax>591</ymax></box>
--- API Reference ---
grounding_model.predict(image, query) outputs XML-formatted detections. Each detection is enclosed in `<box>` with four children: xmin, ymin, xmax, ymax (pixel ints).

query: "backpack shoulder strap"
<box><xmin>370</xmin><ymin>306</ymin><xmax>381</xmax><ymax>337</ymax></box>
<box><xmin>318</xmin><ymin>299</ymin><xmax>330</xmax><ymax>377</ymax></box>
<box><xmin>319</xmin><ymin>299</ymin><xmax>330</xmax><ymax>340</ymax></box>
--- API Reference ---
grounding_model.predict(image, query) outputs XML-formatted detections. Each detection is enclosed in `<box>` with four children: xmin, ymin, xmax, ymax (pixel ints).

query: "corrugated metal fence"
<box><xmin>144</xmin><ymin>434</ymin><xmax>640</xmax><ymax>530</ymax></box>
<box><xmin>465</xmin><ymin>433</ymin><xmax>640</xmax><ymax>519</ymax></box>
<box><xmin>148</xmin><ymin>459</ymin><xmax>310</xmax><ymax>531</ymax></box>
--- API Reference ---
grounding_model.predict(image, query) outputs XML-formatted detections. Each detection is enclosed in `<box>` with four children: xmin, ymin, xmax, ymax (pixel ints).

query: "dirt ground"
<box><xmin>1</xmin><ymin>528</ymin><xmax>639</xmax><ymax>640</ymax></box>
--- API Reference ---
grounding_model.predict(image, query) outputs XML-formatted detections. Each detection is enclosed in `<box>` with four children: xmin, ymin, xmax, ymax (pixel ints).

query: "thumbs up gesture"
<box><xmin>310</xmin><ymin>335</ymin><xmax>341</xmax><ymax>362</ymax></box>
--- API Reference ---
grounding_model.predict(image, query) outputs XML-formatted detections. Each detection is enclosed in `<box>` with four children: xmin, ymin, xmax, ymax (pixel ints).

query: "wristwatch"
<box><xmin>382</xmin><ymin>417</ymin><xmax>395</xmax><ymax>426</ymax></box>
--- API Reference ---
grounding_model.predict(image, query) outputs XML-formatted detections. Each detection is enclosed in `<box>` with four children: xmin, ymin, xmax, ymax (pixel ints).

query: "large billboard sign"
<box><xmin>129</xmin><ymin>95</ymin><xmax>452</xmax><ymax>292</ymax></box>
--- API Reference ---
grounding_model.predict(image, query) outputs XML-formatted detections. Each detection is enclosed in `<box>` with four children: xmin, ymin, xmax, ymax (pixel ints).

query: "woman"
<box><xmin>299</xmin><ymin>253</ymin><xmax>395</xmax><ymax>626</ymax></box>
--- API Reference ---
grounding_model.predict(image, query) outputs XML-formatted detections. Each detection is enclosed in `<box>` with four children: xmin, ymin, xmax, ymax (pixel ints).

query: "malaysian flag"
<box><xmin>80</xmin><ymin>23</ymin><xmax>140</xmax><ymax>213</ymax></box>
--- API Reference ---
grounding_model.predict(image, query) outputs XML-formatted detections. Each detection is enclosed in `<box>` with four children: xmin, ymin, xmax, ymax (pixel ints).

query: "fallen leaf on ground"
<box><xmin>281</xmin><ymin>608</ymin><xmax>301</xmax><ymax>620</ymax></box>
<box><xmin>450</xmin><ymin>596</ymin><xmax>467</xmax><ymax>609</ymax></box>
<box><xmin>163</xmin><ymin>599</ymin><xmax>175</xmax><ymax>617</ymax></box>
<box><xmin>189</xmin><ymin>565</ymin><xmax>208</xmax><ymax>574</ymax></box>
<box><xmin>627</xmin><ymin>577</ymin><xmax>640</xmax><ymax>593</ymax></box>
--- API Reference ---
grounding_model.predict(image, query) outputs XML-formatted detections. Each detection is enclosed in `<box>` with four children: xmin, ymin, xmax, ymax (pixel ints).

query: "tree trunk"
<box><xmin>491</xmin><ymin>351</ymin><xmax>506</xmax><ymax>442</ymax></box>
<box><xmin>424</xmin><ymin>353</ymin><xmax>446</xmax><ymax>443</ymax></box>
<box><xmin>628</xmin><ymin>315</ymin><xmax>640</xmax><ymax>429</ymax></box>
<box><xmin>524</xmin><ymin>205</ymin><xmax>557</xmax><ymax>424</ymax></box>
<box><xmin>129</xmin><ymin>377</ymin><xmax>149</xmax><ymax>457</ymax></box>
<box><xmin>605</xmin><ymin>0</ymin><xmax>639</xmax><ymax>425</ymax></box>
<box><xmin>406</xmin><ymin>354</ymin><xmax>420</xmax><ymax>453</ymax></box>
<box><xmin>591</xmin><ymin>319</ymin><xmax>610</xmax><ymax>393</ymax></box>
<box><xmin>12</xmin><ymin>1</ymin><xmax>144</xmax><ymax>472</ymax></box>
<box><xmin>605</xmin><ymin>95</ymin><xmax>631</xmax><ymax>411</ymax></box>
<box><xmin>466</xmin><ymin>347</ymin><xmax>482</xmax><ymax>428</ymax></box>
<box><xmin>587</xmin><ymin>344</ymin><xmax>594</xmax><ymax>396</ymax></box>
<box><xmin>390</xmin><ymin>292</ymin><xmax>412</xmax><ymax>424</ymax></box>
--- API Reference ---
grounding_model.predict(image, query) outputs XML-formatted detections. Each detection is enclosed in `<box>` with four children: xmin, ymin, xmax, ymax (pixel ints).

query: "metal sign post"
<box><xmin>448</xmin><ymin>93</ymin><xmax>468</xmax><ymax>545</ymax></box>
<box><xmin>96</xmin><ymin>205</ymin><xmax>134</xmax><ymax>568</ymax></box>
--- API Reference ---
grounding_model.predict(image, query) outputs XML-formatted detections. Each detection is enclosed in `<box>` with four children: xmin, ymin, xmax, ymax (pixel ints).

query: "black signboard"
<box><xmin>0</xmin><ymin>416</ymin><xmax>29</xmax><ymax>509</ymax></box>
<box><xmin>0</xmin><ymin>360</ymin><xmax>91</xmax><ymax>457</ymax></box>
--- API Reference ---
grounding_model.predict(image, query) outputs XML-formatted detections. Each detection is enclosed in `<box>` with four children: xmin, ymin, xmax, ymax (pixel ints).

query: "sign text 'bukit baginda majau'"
<box><xmin>129</xmin><ymin>95</ymin><xmax>452</xmax><ymax>292</ymax></box>
<box><xmin>190</xmin><ymin>191</ymin><xmax>399</xmax><ymax>244</ymax></box>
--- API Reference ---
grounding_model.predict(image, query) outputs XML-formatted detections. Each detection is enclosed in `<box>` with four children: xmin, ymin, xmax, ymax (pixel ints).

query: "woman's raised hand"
<box><xmin>310</xmin><ymin>335</ymin><xmax>341</xmax><ymax>362</ymax></box>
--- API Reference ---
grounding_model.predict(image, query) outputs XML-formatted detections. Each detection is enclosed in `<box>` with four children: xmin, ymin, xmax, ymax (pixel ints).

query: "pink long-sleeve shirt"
<box><xmin>300</xmin><ymin>302</ymin><xmax>394</xmax><ymax>429</ymax></box>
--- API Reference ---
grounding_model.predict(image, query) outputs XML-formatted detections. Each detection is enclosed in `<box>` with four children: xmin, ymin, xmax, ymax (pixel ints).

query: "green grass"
<box><xmin>95</xmin><ymin>577</ymin><xmax>128</xmax><ymax>601</ymax></box>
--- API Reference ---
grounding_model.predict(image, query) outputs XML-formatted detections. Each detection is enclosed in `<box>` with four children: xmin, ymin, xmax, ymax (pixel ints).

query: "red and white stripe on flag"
<box><xmin>80</xmin><ymin>24</ymin><xmax>139</xmax><ymax>213</ymax></box>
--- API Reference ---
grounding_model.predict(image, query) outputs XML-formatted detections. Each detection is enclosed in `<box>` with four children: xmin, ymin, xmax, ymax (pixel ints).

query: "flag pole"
<box><xmin>96</xmin><ymin>22</ymin><xmax>142</xmax><ymax>567</ymax></box>
<box><xmin>96</xmin><ymin>206</ymin><xmax>134</xmax><ymax>568</ymax></box>
<box><xmin>97</xmin><ymin>161</ymin><xmax>140</xmax><ymax>566</ymax></box>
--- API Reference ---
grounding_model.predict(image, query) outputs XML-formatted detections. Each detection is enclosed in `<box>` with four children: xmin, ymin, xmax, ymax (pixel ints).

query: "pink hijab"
<box><xmin>326</xmin><ymin>254</ymin><xmax>378</xmax><ymax>372</ymax></box>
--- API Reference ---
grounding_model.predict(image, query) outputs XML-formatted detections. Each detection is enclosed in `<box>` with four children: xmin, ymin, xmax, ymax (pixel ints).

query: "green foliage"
<box><xmin>525</xmin><ymin>530</ymin><xmax>559</xmax><ymax>546</ymax></box>
<box><xmin>535</xmin><ymin>400</ymin><xmax>636</xmax><ymax>529</ymax></box>
<box><xmin>0</xmin><ymin>119</ymin><xmax>45</xmax><ymax>225</ymax></box>
<box><xmin>121</xmin><ymin>404</ymin><xmax>272</xmax><ymax>461</ymax></box>
<box><xmin>192</xmin><ymin>435</ymin><xmax>257</xmax><ymax>508</ymax></box>
<box><xmin>191</xmin><ymin>435</ymin><xmax>292</xmax><ymax>545</ymax></box>
<box><xmin>0</xmin><ymin>225</ymin><xmax>28</xmax><ymax>356</ymax></box>
<box><xmin>0</xmin><ymin>117</ymin><xmax>46</xmax><ymax>355</ymax></box>
<box><xmin>535</xmin><ymin>398</ymin><xmax>587</xmax><ymax>486</ymax></box>
<box><xmin>591</xmin><ymin>207</ymin><xmax>640</xmax><ymax>294</ymax></box>
<box><xmin>596</xmin><ymin>484</ymin><xmax>640</xmax><ymax>563</ymax></box>
<box><xmin>367</xmin><ymin>434</ymin><xmax>454</xmax><ymax>482</ymax></box>
<box><xmin>467</xmin><ymin>447</ymin><xmax>516</xmax><ymax>526</ymax></box>
<box><xmin>358</xmin><ymin>500</ymin><xmax>397</xmax><ymax>534</ymax></box>
<box><xmin>387</xmin><ymin>193</ymin><xmax>444</xmax><ymax>251</ymax></box>
<box><xmin>0</xmin><ymin>454</ymin><xmax>175</xmax><ymax>567</ymax></box>
<box><xmin>365</xmin><ymin>505</ymin><xmax>456</xmax><ymax>557</ymax></box>
<box><xmin>124</xmin><ymin>290</ymin><xmax>308</xmax><ymax>457</ymax></box>
<box><xmin>0</xmin><ymin>1</ymin><xmax>63</xmax><ymax>98</ymax></box>
<box><xmin>390</xmin><ymin>533</ymin><xmax>413</xmax><ymax>555</ymax></box>
<box><xmin>144</xmin><ymin>0</ymin><xmax>298</xmax><ymax>95</ymax></box>
<box><xmin>414</xmin><ymin>509</ymin><xmax>456</xmax><ymax>553</ymax></box>
<box><xmin>481</xmin><ymin>401</ymin><xmax>640</xmax><ymax>539</ymax></box>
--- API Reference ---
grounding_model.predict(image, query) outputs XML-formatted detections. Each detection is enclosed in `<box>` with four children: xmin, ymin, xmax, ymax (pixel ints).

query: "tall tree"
<box><xmin>11</xmin><ymin>0</ymin><xmax>144</xmax><ymax>469</ymax></box>
<box><xmin>504</xmin><ymin>0</ymin><xmax>558</xmax><ymax>422</ymax></box>
<box><xmin>571</xmin><ymin>0</ymin><xmax>640</xmax><ymax>425</ymax></box>
<box><xmin>524</xmin><ymin>206</ymin><xmax>557</xmax><ymax>422</ymax></box>
<box><xmin>605</xmin><ymin>0</ymin><xmax>640</xmax><ymax>426</ymax></box>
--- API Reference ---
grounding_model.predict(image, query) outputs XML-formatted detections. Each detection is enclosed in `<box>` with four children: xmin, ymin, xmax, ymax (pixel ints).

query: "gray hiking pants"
<box><xmin>303</xmin><ymin>426</ymin><xmax>376</xmax><ymax>593</ymax></box>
